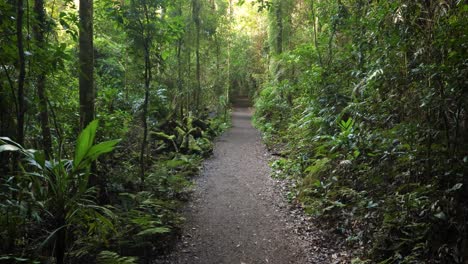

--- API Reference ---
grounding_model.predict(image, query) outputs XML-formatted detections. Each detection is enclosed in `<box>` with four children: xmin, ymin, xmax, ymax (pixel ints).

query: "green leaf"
<box><xmin>151</xmin><ymin>131</ymin><xmax>175</xmax><ymax>141</ymax></box>
<box><xmin>165</xmin><ymin>159</ymin><xmax>187</xmax><ymax>169</ymax></box>
<box><xmin>85</xmin><ymin>139</ymin><xmax>121</xmax><ymax>161</ymax></box>
<box><xmin>0</xmin><ymin>256</ymin><xmax>33</xmax><ymax>262</ymax></box>
<box><xmin>97</xmin><ymin>251</ymin><xmax>137</xmax><ymax>264</ymax></box>
<box><xmin>313</xmin><ymin>180</ymin><xmax>322</xmax><ymax>188</ymax></box>
<box><xmin>136</xmin><ymin>227</ymin><xmax>171</xmax><ymax>236</ymax></box>
<box><xmin>188</xmin><ymin>135</ymin><xmax>202</xmax><ymax>152</ymax></box>
<box><xmin>74</xmin><ymin>120</ymin><xmax>99</xmax><ymax>166</ymax></box>
<box><xmin>446</xmin><ymin>183</ymin><xmax>463</xmax><ymax>193</ymax></box>
<box><xmin>353</xmin><ymin>150</ymin><xmax>361</xmax><ymax>158</ymax></box>
<box><xmin>0</xmin><ymin>137</ymin><xmax>23</xmax><ymax>150</ymax></box>
<box><xmin>161</xmin><ymin>50</ymin><xmax>170</xmax><ymax>60</ymax></box>
<box><xmin>434</xmin><ymin>212</ymin><xmax>446</xmax><ymax>220</ymax></box>
<box><xmin>33</xmin><ymin>150</ymin><xmax>46</xmax><ymax>169</ymax></box>
<box><xmin>0</xmin><ymin>144</ymin><xmax>20</xmax><ymax>152</ymax></box>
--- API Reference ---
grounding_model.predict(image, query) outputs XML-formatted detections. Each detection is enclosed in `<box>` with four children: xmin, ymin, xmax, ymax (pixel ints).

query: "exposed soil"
<box><xmin>156</xmin><ymin>106</ymin><xmax>349</xmax><ymax>264</ymax></box>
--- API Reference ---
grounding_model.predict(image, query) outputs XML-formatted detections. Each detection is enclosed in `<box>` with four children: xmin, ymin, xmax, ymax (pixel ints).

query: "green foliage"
<box><xmin>0</xmin><ymin>256</ymin><xmax>40</xmax><ymax>264</ymax></box>
<box><xmin>254</xmin><ymin>0</ymin><xmax>468</xmax><ymax>263</ymax></box>
<box><xmin>111</xmin><ymin>191</ymin><xmax>179</xmax><ymax>252</ymax></box>
<box><xmin>0</xmin><ymin>0</ymin><xmax>230</xmax><ymax>262</ymax></box>
<box><xmin>0</xmin><ymin>120</ymin><xmax>118</xmax><ymax>263</ymax></box>
<box><xmin>3</xmin><ymin>0</ymin><xmax>465</xmax><ymax>263</ymax></box>
<box><xmin>0</xmin><ymin>112</ymin><xmax>225</xmax><ymax>261</ymax></box>
<box><xmin>74</xmin><ymin>120</ymin><xmax>120</xmax><ymax>169</ymax></box>
<box><xmin>96</xmin><ymin>251</ymin><xmax>137</xmax><ymax>264</ymax></box>
<box><xmin>150</xmin><ymin>113</ymin><xmax>220</xmax><ymax>156</ymax></box>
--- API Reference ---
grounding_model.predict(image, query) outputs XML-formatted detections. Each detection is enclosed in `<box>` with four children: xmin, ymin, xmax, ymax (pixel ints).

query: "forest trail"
<box><xmin>161</xmin><ymin>103</ymin><xmax>310</xmax><ymax>264</ymax></box>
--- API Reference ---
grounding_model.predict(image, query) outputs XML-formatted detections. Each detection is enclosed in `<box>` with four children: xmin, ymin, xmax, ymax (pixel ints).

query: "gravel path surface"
<box><xmin>157</xmin><ymin>107</ymin><xmax>349</xmax><ymax>264</ymax></box>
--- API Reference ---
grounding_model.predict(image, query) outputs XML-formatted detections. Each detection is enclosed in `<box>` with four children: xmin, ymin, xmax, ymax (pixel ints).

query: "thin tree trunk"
<box><xmin>1</xmin><ymin>64</ymin><xmax>18</xmax><ymax>117</ymax></box>
<box><xmin>16</xmin><ymin>0</ymin><xmax>26</xmax><ymax>146</ymax></box>
<box><xmin>55</xmin><ymin>217</ymin><xmax>66</xmax><ymax>264</ymax></box>
<box><xmin>275</xmin><ymin>1</ymin><xmax>283</xmax><ymax>55</ymax></box>
<box><xmin>34</xmin><ymin>0</ymin><xmax>52</xmax><ymax>158</ymax></box>
<box><xmin>327</xmin><ymin>24</ymin><xmax>336</xmax><ymax>66</ymax></box>
<box><xmin>140</xmin><ymin>47</ymin><xmax>151</xmax><ymax>185</ymax></box>
<box><xmin>193</xmin><ymin>0</ymin><xmax>201</xmax><ymax>111</ymax></box>
<box><xmin>310</xmin><ymin>0</ymin><xmax>323</xmax><ymax>66</ymax></box>
<box><xmin>214</xmin><ymin>33</ymin><xmax>221</xmax><ymax>97</ymax></box>
<box><xmin>79</xmin><ymin>0</ymin><xmax>95</xmax><ymax>129</ymax></box>
<box><xmin>215</xmin><ymin>34</ymin><xmax>220</xmax><ymax>78</ymax></box>
<box><xmin>177</xmin><ymin>0</ymin><xmax>184</xmax><ymax>117</ymax></box>
<box><xmin>177</xmin><ymin>38</ymin><xmax>183</xmax><ymax>117</ymax></box>
<box><xmin>226</xmin><ymin>0</ymin><xmax>233</xmax><ymax>119</ymax></box>
<box><xmin>140</xmin><ymin>3</ymin><xmax>152</xmax><ymax>187</ymax></box>
<box><xmin>140</xmin><ymin>45</ymin><xmax>151</xmax><ymax>186</ymax></box>
<box><xmin>187</xmin><ymin>48</ymin><xmax>192</xmax><ymax>111</ymax></box>
<box><xmin>196</xmin><ymin>31</ymin><xmax>201</xmax><ymax>111</ymax></box>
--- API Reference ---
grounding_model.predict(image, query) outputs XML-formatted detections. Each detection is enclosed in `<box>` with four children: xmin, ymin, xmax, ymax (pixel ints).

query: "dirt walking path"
<box><xmin>159</xmin><ymin>107</ymin><xmax>347</xmax><ymax>264</ymax></box>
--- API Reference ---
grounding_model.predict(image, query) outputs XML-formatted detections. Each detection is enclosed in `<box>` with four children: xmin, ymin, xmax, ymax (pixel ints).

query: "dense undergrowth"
<box><xmin>253</xmin><ymin>1</ymin><xmax>467</xmax><ymax>263</ymax></box>
<box><xmin>1</xmin><ymin>0</ymin><xmax>467</xmax><ymax>263</ymax></box>
<box><xmin>0</xmin><ymin>112</ymin><xmax>229</xmax><ymax>263</ymax></box>
<box><xmin>1</xmin><ymin>0</ymin><xmax>236</xmax><ymax>262</ymax></box>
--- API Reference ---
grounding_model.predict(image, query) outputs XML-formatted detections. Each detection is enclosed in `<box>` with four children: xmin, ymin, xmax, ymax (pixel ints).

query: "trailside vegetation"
<box><xmin>0</xmin><ymin>0</ymin><xmax>467</xmax><ymax>263</ymax></box>
<box><xmin>253</xmin><ymin>0</ymin><xmax>468</xmax><ymax>263</ymax></box>
<box><xmin>0</xmin><ymin>0</ymin><xmax>232</xmax><ymax>262</ymax></box>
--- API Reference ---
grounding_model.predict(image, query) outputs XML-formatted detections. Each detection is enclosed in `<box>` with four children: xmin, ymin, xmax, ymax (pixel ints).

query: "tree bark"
<box><xmin>214</xmin><ymin>33</ymin><xmax>221</xmax><ymax>97</ymax></box>
<box><xmin>193</xmin><ymin>0</ymin><xmax>201</xmax><ymax>111</ymax></box>
<box><xmin>79</xmin><ymin>0</ymin><xmax>95</xmax><ymax>130</ymax></box>
<box><xmin>187</xmin><ymin>46</ymin><xmax>192</xmax><ymax>111</ymax></box>
<box><xmin>140</xmin><ymin>45</ymin><xmax>151</xmax><ymax>186</ymax></box>
<box><xmin>79</xmin><ymin>0</ymin><xmax>100</xmax><ymax>197</ymax></box>
<box><xmin>55</xmin><ymin>217</ymin><xmax>66</xmax><ymax>264</ymax></box>
<box><xmin>139</xmin><ymin>3</ymin><xmax>152</xmax><ymax>187</ymax></box>
<box><xmin>226</xmin><ymin>0</ymin><xmax>232</xmax><ymax>118</ymax></box>
<box><xmin>275</xmin><ymin>1</ymin><xmax>283</xmax><ymax>55</ymax></box>
<box><xmin>33</xmin><ymin>0</ymin><xmax>53</xmax><ymax>158</ymax></box>
<box><xmin>177</xmin><ymin>2</ymin><xmax>184</xmax><ymax>117</ymax></box>
<box><xmin>310</xmin><ymin>0</ymin><xmax>323</xmax><ymax>66</ymax></box>
<box><xmin>177</xmin><ymin>38</ymin><xmax>183</xmax><ymax>117</ymax></box>
<box><xmin>16</xmin><ymin>0</ymin><xmax>26</xmax><ymax>146</ymax></box>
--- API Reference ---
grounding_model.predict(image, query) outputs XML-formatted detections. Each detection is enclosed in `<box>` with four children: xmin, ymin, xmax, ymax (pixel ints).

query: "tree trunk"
<box><xmin>187</xmin><ymin>47</ymin><xmax>192</xmax><ymax>111</ymax></box>
<box><xmin>275</xmin><ymin>1</ymin><xmax>283</xmax><ymax>55</ymax></box>
<box><xmin>55</xmin><ymin>217</ymin><xmax>66</xmax><ymax>264</ymax></box>
<box><xmin>193</xmin><ymin>0</ymin><xmax>201</xmax><ymax>111</ymax></box>
<box><xmin>139</xmin><ymin>2</ymin><xmax>152</xmax><ymax>187</ymax></box>
<box><xmin>33</xmin><ymin>0</ymin><xmax>52</xmax><ymax>158</ymax></box>
<box><xmin>140</xmin><ymin>44</ymin><xmax>151</xmax><ymax>186</ymax></box>
<box><xmin>177</xmin><ymin>38</ymin><xmax>183</xmax><ymax>117</ymax></box>
<box><xmin>310</xmin><ymin>0</ymin><xmax>323</xmax><ymax>66</ymax></box>
<box><xmin>79</xmin><ymin>0</ymin><xmax>99</xmax><ymax>194</ymax></box>
<box><xmin>225</xmin><ymin>0</ymin><xmax>233</xmax><ymax>119</ymax></box>
<box><xmin>16</xmin><ymin>0</ymin><xmax>26</xmax><ymax>146</ymax></box>
<box><xmin>79</xmin><ymin>0</ymin><xmax>95</xmax><ymax>130</ymax></box>
<box><xmin>177</xmin><ymin>2</ymin><xmax>184</xmax><ymax>117</ymax></box>
<box><xmin>214</xmin><ymin>33</ymin><xmax>221</xmax><ymax>97</ymax></box>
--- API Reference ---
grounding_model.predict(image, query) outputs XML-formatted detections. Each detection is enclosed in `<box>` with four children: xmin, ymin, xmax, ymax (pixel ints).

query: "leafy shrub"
<box><xmin>0</xmin><ymin>121</ymin><xmax>119</xmax><ymax>264</ymax></box>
